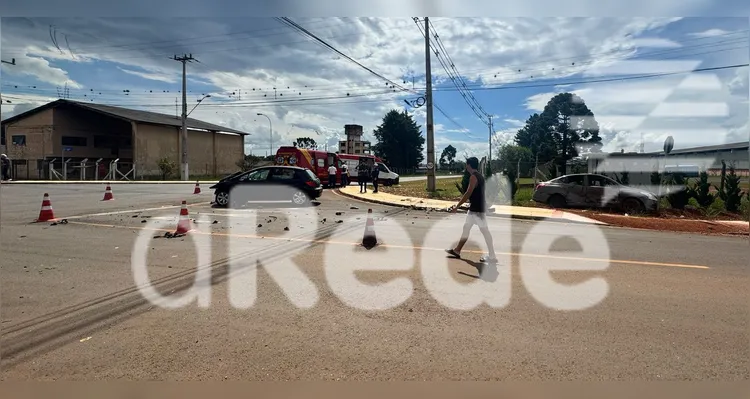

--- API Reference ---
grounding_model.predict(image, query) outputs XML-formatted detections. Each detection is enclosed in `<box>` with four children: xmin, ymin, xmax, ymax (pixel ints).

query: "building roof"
<box><xmin>588</xmin><ymin>141</ymin><xmax>748</xmax><ymax>158</ymax></box>
<box><xmin>1</xmin><ymin>99</ymin><xmax>249</xmax><ymax>136</ymax></box>
<box><xmin>649</xmin><ymin>141</ymin><xmax>748</xmax><ymax>155</ymax></box>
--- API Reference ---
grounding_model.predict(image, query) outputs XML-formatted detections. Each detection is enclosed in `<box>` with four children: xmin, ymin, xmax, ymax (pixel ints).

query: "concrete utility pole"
<box><xmin>1</xmin><ymin>58</ymin><xmax>16</xmax><ymax>154</ymax></box>
<box><xmin>257</xmin><ymin>113</ymin><xmax>272</xmax><ymax>157</ymax></box>
<box><xmin>424</xmin><ymin>17</ymin><xmax>436</xmax><ymax>192</ymax></box>
<box><xmin>172</xmin><ymin>54</ymin><xmax>196</xmax><ymax>181</ymax></box>
<box><xmin>488</xmin><ymin>115</ymin><xmax>493</xmax><ymax>173</ymax></box>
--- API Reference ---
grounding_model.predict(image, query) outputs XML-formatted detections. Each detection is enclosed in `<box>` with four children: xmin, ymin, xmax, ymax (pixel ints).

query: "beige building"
<box><xmin>1</xmin><ymin>99</ymin><xmax>248</xmax><ymax>180</ymax></box>
<box><xmin>338</xmin><ymin>124</ymin><xmax>371</xmax><ymax>155</ymax></box>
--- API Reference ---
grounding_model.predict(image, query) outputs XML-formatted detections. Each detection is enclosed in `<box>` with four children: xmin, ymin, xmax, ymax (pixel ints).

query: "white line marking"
<box><xmin>59</xmin><ymin>202</ymin><xmax>212</xmax><ymax>220</ymax></box>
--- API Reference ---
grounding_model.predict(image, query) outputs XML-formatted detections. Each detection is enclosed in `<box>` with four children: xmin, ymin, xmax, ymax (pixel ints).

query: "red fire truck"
<box><xmin>274</xmin><ymin>146</ymin><xmax>342</xmax><ymax>186</ymax></box>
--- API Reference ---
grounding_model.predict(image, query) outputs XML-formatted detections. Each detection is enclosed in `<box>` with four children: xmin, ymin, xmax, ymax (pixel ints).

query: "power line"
<box><xmin>3</xmin><ymin>37</ymin><xmax>744</xmax><ymax>100</ymax></box>
<box><xmin>274</xmin><ymin>17</ymin><xmax>416</xmax><ymax>95</ymax></box>
<box><xmin>413</xmin><ymin>17</ymin><xmax>491</xmax><ymax>126</ymax></box>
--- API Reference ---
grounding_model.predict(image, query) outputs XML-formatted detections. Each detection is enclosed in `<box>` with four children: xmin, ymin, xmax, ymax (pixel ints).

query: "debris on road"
<box><xmin>335</xmin><ymin>212</ymin><xmax>343</xmax><ymax>216</ymax></box>
<box><xmin>79</xmin><ymin>337</ymin><xmax>92</xmax><ymax>343</ymax></box>
<box><xmin>336</xmin><ymin>220</ymin><xmax>343</xmax><ymax>224</ymax></box>
<box><xmin>50</xmin><ymin>219</ymin><xmax>68</xmax><ymax>226</ymax></box>
<box><xmin>284</xmin><ymin>227</ymin><xmax>290</xmax><ymax>231</ymax></box>
<box><xmin>212</xmin><ymin>220</ymin><xmax>219</xmax><ymax>224</ymax></box>
<box><xmin>350</xmin><ymin>206</ymin><xmax>359</xmax><ymax>210</ymax></box>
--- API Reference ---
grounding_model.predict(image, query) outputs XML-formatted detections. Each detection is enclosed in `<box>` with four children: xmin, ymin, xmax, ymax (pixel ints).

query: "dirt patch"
<box><xmin>567</xmin><ymin>209</ymin><xmax>748</xmax><ymax>236</ymax></box>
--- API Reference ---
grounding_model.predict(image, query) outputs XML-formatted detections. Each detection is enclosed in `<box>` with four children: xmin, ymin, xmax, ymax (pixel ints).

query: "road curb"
<box><xmin>334</xmin><ymin>189</ymin><xmax>603</xmax><ymax>225</ymax></box>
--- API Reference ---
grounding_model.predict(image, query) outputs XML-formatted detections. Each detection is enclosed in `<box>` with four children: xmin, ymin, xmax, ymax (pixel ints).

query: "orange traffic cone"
<box><xmin>36</xmin><ymin>193</ymin><xmax>56</xmax><ymax>222</ymax></box>
<box><xmin>362</xmin><ymin>208</ymin><xmax>377</xmax><ymax>249</ymax></box>
<box><xmin>102</xmin><ymin>183</ymin><xmax>114</xmax><ymax>201</ymax></box>
<box><xmin>193</xmin><ymin>181</ymin><xmax>201</xmax><ymax>194</ymax></box>
<box><xmin>174</xmin><ymin>200</ymin><xmax>191</xmax><ymax>234</ymax></box>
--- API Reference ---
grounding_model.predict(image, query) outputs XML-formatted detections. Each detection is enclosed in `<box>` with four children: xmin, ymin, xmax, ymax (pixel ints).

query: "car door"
<box><xmin>267</xmin><ymin>167</ymin><xmax>299</xmax><ymax>202</ymax></box>
<box><xmin>584</xmin><ymin>175</ymin><xmax>607</xmax><ymax>207</ymax></box>
<box><xmin>564</xmin><ymin>175</ymin><xmax>587</xmax><ymax>206</ymax></box>
<box><xmin>235</xmin><ymin>167</ymin><xmax>272</xmax><ymax>204</ymax></box>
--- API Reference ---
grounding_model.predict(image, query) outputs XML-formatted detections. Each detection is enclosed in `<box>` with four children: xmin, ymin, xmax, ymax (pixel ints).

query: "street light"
<box><xmin>257</xmin><ymin>113</ymin><xmax>272</xmax><ymax>157</ymax></box>
<box><xmin>187</xmin><ymin>94</ymin><xmax>211</xmax><ymax>117</ymax></box>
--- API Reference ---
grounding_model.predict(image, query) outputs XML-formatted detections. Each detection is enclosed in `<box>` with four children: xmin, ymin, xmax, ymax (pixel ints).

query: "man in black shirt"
<box><xmin>445</xmin><ymin>157</ymin><xmax>497</xmax><ymax>264</ymax></box>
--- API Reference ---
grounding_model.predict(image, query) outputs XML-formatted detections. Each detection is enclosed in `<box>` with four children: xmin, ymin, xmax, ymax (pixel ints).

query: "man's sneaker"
<box><xmin>480</xmin><ymin>255</ymin><xmax>498</xmax><ymax>264</ymax></box>
<box><xmin>445</xmin><ymin>249</ymin><xmax>461</xmax><ymax>259</ymax></box>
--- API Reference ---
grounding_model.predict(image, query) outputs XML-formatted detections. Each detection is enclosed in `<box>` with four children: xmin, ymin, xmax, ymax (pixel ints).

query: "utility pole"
<box><xmin>424</xmin><ymin>17</ymin><xmax>436</xmax><ymax>192</ymax></box>
<box><xmin>488</xmin><ymin>115</ymin><xmax>493</xmax><ymax>173</ymax></box>
<box><xmin>172</xmin><ymin>53</ymin><xmax>196</xmax><ymax>181</ymax></box>
<box><xmin>1</xmin><ymin>58</ymin><xmax>16</xmax><ymax>154</ymax></box>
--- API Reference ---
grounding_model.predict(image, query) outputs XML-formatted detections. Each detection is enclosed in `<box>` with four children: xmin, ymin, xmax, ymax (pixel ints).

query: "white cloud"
<box><xmin>118</xmin><ymin>67</ymin><xmax>177</xmax><ymax>83</ymax></box>
<box><xmin>688</xmin><ymin>28</ymin><xmax>733</xmax><ymax>38</ymax></box>
<box><xmin>0</xmin><ymin>16</ymin><xmax>742</xmax><ymax>160</ymax></box>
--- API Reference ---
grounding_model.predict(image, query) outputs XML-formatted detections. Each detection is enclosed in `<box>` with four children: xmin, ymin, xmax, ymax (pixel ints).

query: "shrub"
<box><xmin>715</xmin><ymin>165</ymin><xmax>743</xmax><ymax>213</ymax></box>
<box><xmin>691</xmin><ymin>171</ymin><xmax>715</xmax><ymax>208</ymax></box>
<box><xmin>665</xmin><ymin>173</ymin><xmax>691</xmax><ymax>210</ymax></box>
<box><xmin>157</xmin><ymin>157</ymin><xmax>177</xmax><ymax>180</ymax></box>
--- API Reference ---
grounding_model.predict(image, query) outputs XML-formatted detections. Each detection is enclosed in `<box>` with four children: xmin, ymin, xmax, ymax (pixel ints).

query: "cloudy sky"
<box><xmin>1</xmin><ymin>15</ymin><xmax>748</xmax><ymax>159</ymax></box>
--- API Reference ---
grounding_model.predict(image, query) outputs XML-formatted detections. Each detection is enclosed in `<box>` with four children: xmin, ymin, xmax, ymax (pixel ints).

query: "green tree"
<box><xmin>236</xmin><ymin>154</ymin><xmax>263</xmax><ymax>171</ymax></box>
<box><xmin>691</xmin><ymin>171</ymin><xmax>715</xmax><ymax>208</ymax></box>
<box><xmin>293</xmin><ymin>137</ymin><xmax>317</xmax><ymax>149</ymax></box>
<box><xmin>715</xmin><ymin>164</ymin><xmax>743</xmax><ymax>213</ymax></box>
<box><xmin>439</xmin><ymin>145</ymin><xmax>457</xmax><ymax>170</ymax></box>
<box><xmin>495</xmin><ymin>144</ymin><xmax>533</xmax><ymax>199</ymax></box>
<box><xmin>372</xmin><ymin>109</ymin><xmax>425</xmax><ymax>170</ymax></box>
<box><xmin>515</xmin><ymin>93</ymin><xmax>602</xmax><ymax>175</ymax></box>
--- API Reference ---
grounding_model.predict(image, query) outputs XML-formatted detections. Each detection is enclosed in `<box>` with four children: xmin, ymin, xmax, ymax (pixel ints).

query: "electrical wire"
<box><xmin>2</xmin><ymin>34</ymin><xmax>745</xmax><ymax>100</ymax></box>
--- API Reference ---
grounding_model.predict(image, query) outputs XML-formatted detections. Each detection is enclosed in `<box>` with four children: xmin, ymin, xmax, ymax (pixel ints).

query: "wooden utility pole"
<box><xmin>172</xmin><ymin>54</ymin><xmax>196</xmax><ymax>181</ymax></box>
<box><xmin>424</xmin><ymin>17</ymin><xmax>436</xmax><ymax>192</ymax></box>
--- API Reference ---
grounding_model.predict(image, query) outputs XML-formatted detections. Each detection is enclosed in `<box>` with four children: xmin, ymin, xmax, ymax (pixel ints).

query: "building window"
<box><xmin>11</xmin><ymin>135</ymin><xmax>26</xmax><ymax>146</ymax></box>
<box><xmin>94</xmin><ymin>135</ymin><xmax>114</xmax><ymax>148</ymax></box>
<box><xmin>62</xmin><ymin>136</ymin><xmax>87</xmax><ymax>147</ymax></box>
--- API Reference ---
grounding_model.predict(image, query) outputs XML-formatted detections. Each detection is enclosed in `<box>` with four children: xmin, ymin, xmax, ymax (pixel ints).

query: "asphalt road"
<box><xmin>1</xmin><ymin>183</ymin><xmax>748</xmax><ymax>381</ymax></box>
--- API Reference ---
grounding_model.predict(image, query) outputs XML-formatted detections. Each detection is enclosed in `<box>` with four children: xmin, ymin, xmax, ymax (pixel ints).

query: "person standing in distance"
<box><xmin>327</xmin><ymin>163</ymin><xmax>337</xmax><ymax>189</ymax></box>
<box><xmin>445</xmin><ymin>157</ymin><xmax>497</xmax><ymax>264</ymax></box>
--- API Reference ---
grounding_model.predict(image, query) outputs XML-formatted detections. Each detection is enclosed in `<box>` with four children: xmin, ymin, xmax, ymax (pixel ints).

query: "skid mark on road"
<box><xmin>66</xmin><ymin>220</ymin><xmax>711</xmax><ymax>270</ymax></box>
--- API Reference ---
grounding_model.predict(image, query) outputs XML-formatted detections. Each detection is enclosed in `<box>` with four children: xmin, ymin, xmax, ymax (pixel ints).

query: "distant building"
<box><xmin>586</xmin><ymin>141</ymin><xmax>749</xmax><ymax>185</ymax></box>
<box><xmin>1</xmin><ymin>99</ymin><xmax>248</xmax><ymax>180</ymax></box>
<box><xmin>338</xmin><ymin>124</ymin><xmax>371</xmax><ymax>155</ymax></box>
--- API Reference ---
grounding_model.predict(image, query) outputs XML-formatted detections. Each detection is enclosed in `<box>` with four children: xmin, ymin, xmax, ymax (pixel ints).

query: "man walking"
<box><xmin>445</xmin><ymin>157</ymin><xmax>497</xmax><ymax>264</ymax></box>
<box><xmin>358</xmin><ymin>161</ymin><xmax>369</xmax><ymax>193</ymax></box>
<box><xmin>341</xmin><ymin>163</ymin><xmax>349</xmax><ymax>187</ymax></box>
<box><xmin>1</xmin><ymin>154</ymin><xmax>11</xmax><ymax>181</ymax></box>
<box><xmin>327</xmin><ymin>163</ymin><xmax>337</xmax><ymax>188</ymax></box>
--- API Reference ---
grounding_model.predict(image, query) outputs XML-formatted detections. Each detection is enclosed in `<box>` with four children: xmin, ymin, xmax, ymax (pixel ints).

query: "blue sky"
<box><xmin>1</xmin><ymin>17</ymin><xmax>748</xmax><ymax>159</ymax></box>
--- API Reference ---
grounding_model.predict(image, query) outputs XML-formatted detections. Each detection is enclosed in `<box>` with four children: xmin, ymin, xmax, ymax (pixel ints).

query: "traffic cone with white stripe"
<box><xmin>36</xmin><ymin>193</ymin><xmax>56</xmax><ymax>222</ymax></box>
<box><xmin>193</xmin><ymin>181</ymin><xmax>201</xmax><ymax>194</ymax></box>
<box><xmin>174</xmin><ymin>200</ymin><xmax>191</xmax><ymax>235</ymax></box>
<box><xmin>362</xmin><ymin>208</ymin><xmax>377</xmax><ymax>249</ymax></box>
<box><xmin>102</xmin><ymin>183</ymin><xmax>114</xmax><ymax>201</ymax></box>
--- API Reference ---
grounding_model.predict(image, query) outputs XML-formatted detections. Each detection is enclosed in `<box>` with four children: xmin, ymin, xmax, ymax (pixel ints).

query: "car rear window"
<box><xmin>305</xmin><ymin>169</ymin><xmax>319</xmax><ymax>181</ymax></box>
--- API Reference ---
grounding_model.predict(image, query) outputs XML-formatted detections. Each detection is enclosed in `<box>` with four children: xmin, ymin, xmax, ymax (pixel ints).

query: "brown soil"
<box><xmin>567</xmin><ymin>209</ymin><xmax>749</xmax><ymax>236</ymax></box>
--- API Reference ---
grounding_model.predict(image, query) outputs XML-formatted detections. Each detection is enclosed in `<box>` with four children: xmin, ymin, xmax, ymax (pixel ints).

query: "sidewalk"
<box><xmin>337</xmin><ymin>185</ymin><xmax>605</xmax><ymax>225</ymax></box>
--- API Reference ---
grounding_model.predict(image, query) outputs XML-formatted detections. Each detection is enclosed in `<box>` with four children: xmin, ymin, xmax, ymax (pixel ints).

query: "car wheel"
<box><xmin>622</xmin><ymin>197</ymin><xmax>644</xmax><ymax>214</ymax></box>
<box><xmin>292</xmin><ymin>190</ymin><xmax>309</xmax><ymax>206</ymax></box>
<box><xmin>547</xmin><ymin>194</ymin><xmax>567</xmax><ymax>209</ymax></box>
<box><xmin>214</xmin><ymin>190</ymin><xmax>230</xmax><ymax>208</ymax></box>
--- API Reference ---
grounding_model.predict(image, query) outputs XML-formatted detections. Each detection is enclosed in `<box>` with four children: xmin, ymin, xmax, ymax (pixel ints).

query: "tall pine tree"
<box><xmin>372</xmin><ymin>110</ymin><xmax>425</xmax><ymax>170</ymax></box>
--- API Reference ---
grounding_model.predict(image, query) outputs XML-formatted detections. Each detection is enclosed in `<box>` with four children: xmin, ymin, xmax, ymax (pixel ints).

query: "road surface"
<box><xmin>1</xmin><ymin>183</ymin><xmax>747</xmax><ymax>380</ymax></box>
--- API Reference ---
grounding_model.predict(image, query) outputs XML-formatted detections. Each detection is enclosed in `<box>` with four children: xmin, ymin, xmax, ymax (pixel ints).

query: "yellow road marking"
<box><xmin>66</xmin><ymin>220</ymin><xmax>710</xmax><ymax>270</ymax></box>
